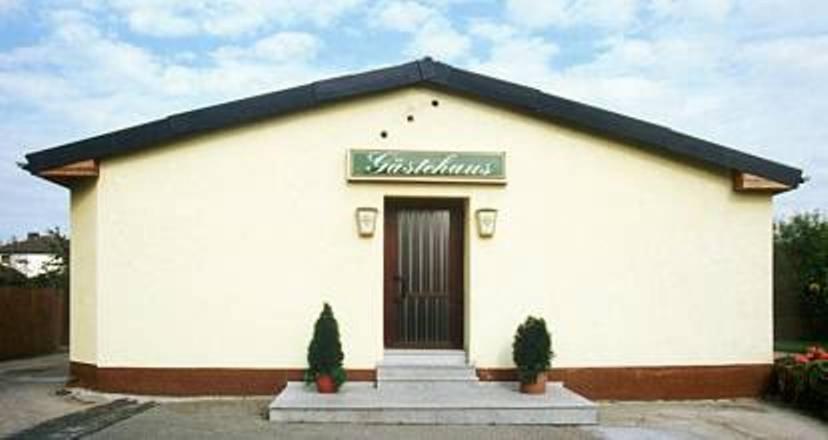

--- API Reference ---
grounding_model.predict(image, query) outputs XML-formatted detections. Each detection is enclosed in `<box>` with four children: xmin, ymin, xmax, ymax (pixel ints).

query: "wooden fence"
<box><xmin>0</xmin><ymin>287</ymin><xmax>68</xmax><ymax>361</ymax></box>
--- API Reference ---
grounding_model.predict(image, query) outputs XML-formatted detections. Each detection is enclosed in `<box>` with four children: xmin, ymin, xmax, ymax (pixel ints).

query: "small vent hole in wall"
<box><xmin>380</xmin><ymin>130</ymin><xmax>388</xmax><ymax>138</ymax></box>
<box><xmin>407</xmin><ymin>115</ymin><xmax>415</xmax><ymax>122</ymax></box>
<box><xmin>431</xmin><ymin>99</ymin><xmax>440</xmax><ymax>107</ymax></box>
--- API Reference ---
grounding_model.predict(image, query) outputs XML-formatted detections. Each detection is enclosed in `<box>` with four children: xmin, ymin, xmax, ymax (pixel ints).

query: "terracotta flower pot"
<box><xmin>315</xmin><ymin>374</ymin><xmax>337</xmax><ymax>393</ymax></box>
<box><xmin>519</xmin><ymin>372</ymin><xmax>547</xmax><ymax>394</ymax></box>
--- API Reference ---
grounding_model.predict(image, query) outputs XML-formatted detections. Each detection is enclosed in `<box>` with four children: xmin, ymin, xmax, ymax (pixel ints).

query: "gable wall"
<box><xmin>74</xmin><ymin>87</ymin><xmax>772</xmax><ymax>369</ymax></box>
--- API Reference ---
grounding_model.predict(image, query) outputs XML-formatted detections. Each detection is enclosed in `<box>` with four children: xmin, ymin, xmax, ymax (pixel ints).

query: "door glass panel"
<box><xmin>396</xmin><ymin>209</ymin><xmax>451</xmax><ymax>345</ymax></box>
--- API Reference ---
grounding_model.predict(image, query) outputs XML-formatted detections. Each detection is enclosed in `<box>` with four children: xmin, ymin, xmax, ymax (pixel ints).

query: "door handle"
<box><xmin>393</xmin><ymin>275</ymin><xmax>407</xmax><ymax>300</ymax></box>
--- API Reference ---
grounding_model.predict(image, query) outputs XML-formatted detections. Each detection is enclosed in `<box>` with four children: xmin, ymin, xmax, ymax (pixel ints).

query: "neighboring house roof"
<box><xmin>0</xmin><ymin>234</ymin><xmax>56</xmax><ymax>254</ymax></box>
<box><xmin>21</xmin><ymin>58</ymin><xmax>803</xmax><ymax>187</ymax></box>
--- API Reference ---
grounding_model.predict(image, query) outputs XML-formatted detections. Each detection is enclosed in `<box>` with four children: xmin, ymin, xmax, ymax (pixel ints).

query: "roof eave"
<box><xmin>21</xmin><ymin>57</ymin><xmax>804</xmax><ymax>190</ymax></box>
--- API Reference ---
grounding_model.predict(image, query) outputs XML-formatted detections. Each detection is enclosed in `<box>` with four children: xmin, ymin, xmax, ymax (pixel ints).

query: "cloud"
<box><xmin>468</xmin><ymin>22</ymin><xmax>559</xmax><ymax>84</ymax></box>
<box><xmin>406</xmin><ymin>19</ymin><xmax>471</xmax><ymax>60</ymax></box>
<box><xmin>738</xmin><ymin>35</ymin><xmax>828</xmax><ymax>78</ymax></box>
<box><xmin>648</xmin><ymin>0</ymin><xmax>734</xmax><ymax>22</ymax></box>
<box><xmin>94</xmin><ymin>0</ymin><xmax>365</xmax><ymax>37</ymax></box>
<box><xmin>506</xmin><ymin>0</ymin><xmax>641</xmax><ymax>30</ymax></box>
<box><xmin>0</xmin><ymin>6</ymin><xmax>342</xmax><ymax>237</ymax></box>
<box><xmin>0</xmin><ymin>9</ymin><xmax>333</xmax><ymax>131</ymax></box>
<box><xmin>371</xmin><ymin>1</ymin><xmax>471</xmax><ymax>61</ymax></box>
<box><xmin>117</xmin><ymin>4</ymin><xmax>198</xmax><ymax>37</ymax></box>
<box><xmin>468</xmin><ymin>21</ymin><xmax>518</xmax><ymax>41</ymax></box>
<box><xmin>733</xmin><ymin>0</ymin><xmax>828</xmax><ymax>36</ymax></box>
<box><xmin>374</xmin><ymin>1</ymin><xmax>438</xmax><ymax>32</ymax></box>
<box><xmin>0</xmin><ymin>0</ymin><xmax>826</xmax><ymax>239</ymax></box>
<box><xmin>0</xmin><ymin>10</ymin><xmax>164</xmax><ymax>129</ymax></box>
<box><xmin>212</xmin><ymin>32</ymin><xmax>322</xmax><ymax>64</ymax></box>
<box><xmin>0</xmin><ymin>0</ymin><xmax>20</xmax><ymax>15</ymax></box>
<box><xmin>505</xmin><ymin>0</ymin><xmax>568</xmax><ymax>29</ymax></box>
<box><xmin>465</xmin><ymin>5</ymin><xmax>826</xmax><ymax>216</ymax></box>
<box><xmin>570</xmin><ymin>0</ymin><xmax>641</xmax><ymax>29</ymax></box>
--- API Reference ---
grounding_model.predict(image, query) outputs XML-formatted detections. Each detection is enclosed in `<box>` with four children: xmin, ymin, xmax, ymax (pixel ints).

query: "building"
<box><xmin>22</xmin><ymin>59</ymin><xmax>802</xmax><ymax>399</ymax></box>
<box><xmin>0</xmin><ymin>232</ymin><xmax>58</xmax><ymax>278</ymax></box>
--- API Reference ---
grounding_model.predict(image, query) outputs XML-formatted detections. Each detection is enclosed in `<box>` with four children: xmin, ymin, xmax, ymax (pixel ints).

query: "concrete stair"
<box><xmin>376</xmin><ymin>350</ymin><xmax>478</xmax><ymax>389</ymax></box>
<box><xmin>379</xmin><ymin>349</ymin><xmax>468</xmax><ymax>366</ymax></box>
<box><xmin>269</xmin><ymin>349</ymin><xmax>598</xmax><ymax>425</ymax></box>
<box><xmin>269</xmin><ymin>382</ymin><xmax>598</xmax><ymax>425</ymax></box>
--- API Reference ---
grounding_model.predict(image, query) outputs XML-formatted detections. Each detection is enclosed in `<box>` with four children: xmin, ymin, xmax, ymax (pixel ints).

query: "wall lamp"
<box><xmin>356</xmin><ymin>207</ymin><xmax>379</xmax><ymax>237</ymax></box>
<box><xmin>475</xmin><ymin>208</ymin><xmax>498</xmax><ymax>238</ymax></box>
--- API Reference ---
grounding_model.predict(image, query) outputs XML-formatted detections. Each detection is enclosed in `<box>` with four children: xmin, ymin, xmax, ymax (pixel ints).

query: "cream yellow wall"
<box><xmin>69</xmin><ymin>179</ymin><xmax>98</xmax><ymax>364</ymax></box>
<box><xmin>73</xmin><ymin>87</ymin><xmax>774</xmax><ymax>369</ymax></box>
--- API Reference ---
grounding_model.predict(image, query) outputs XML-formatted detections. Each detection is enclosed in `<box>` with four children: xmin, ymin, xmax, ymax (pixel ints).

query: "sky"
<box><xmin>0</xmin><ymin>0</ymin><xmax>826</xmax><ymax>240</ymax></box>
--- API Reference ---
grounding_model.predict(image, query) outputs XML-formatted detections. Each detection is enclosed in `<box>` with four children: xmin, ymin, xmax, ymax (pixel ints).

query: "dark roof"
<box><xmin>22</xmin><ymin>58</ymin><xmax>803</xmax><ymax>187</ymax></box>
<box><xmin>0</xmin><ymin>234</ymin><xmax>56</xmax><ymax>254</ymax></box>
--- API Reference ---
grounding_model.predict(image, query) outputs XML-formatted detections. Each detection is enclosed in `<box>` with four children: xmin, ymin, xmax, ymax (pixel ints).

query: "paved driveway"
<box><xmin>0</xmin><ymin>352</ymin><xmax>96</xmax><ymax>437</ymax></box>
<box><xmin>3</xmin><ymin>354</ymin><xmax>827</xmax><ymax>439</ymax></box>
<box><xmin>84</xmin><ymin>398</ymin><xmax>827</xmax><ymax>439</ymax></box>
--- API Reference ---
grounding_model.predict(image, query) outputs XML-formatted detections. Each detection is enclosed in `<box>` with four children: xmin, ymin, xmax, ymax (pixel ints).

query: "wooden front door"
<box><xmin>384</xmin><ymin>198</ymin><xmax>464</xmax><ymax>349</ymax></box>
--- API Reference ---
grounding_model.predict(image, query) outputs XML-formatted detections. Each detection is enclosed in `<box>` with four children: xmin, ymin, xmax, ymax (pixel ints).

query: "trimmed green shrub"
<box><xmin>304</xmin><ymin>303</ymin><xmax>346</xmax><ymax>388</ymax></box>
<box><xmin>512</xmin><ymin>316</ymin><xmax>553</xmax><ymax>384</ymax></box>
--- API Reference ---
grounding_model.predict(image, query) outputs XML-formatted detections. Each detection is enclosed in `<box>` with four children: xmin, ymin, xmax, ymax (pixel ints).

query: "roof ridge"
<box><xmin>416</xmin><ymin>57</ymin><xmax>436</xmax><ymax>80</ymax></box>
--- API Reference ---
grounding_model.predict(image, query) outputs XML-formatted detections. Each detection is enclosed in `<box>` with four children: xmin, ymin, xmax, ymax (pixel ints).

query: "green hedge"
<box><xmin>775</xmin><ymin>339</ymin><xmax>828</xmax><ymax>353</ymax></box>
<box><xmin>774</xmin><ymin>349</ymin><xmax>828</xmax><ymax>418</ymax></box>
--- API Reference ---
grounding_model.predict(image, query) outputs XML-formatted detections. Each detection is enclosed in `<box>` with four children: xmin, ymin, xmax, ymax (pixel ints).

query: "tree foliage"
<box><xmin>775</xmin><ymin>212</ymin><xmax>828</xmax><ymax>328</ymax></box>
<box><xmin>0</xmin><ymin>265</ymin><xmax>27</xmax><ymax>286</ymax></box>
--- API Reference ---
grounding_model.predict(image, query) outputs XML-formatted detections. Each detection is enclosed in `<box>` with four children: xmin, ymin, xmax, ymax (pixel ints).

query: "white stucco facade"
<box><xmin>68</xmin><ymin>87</ymin><xmax>775</xmax><ymax>371</ymax></box>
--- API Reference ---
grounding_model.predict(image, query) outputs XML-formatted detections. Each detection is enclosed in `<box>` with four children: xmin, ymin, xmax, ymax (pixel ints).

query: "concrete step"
<box><xmin>376</xmin><ymin>350</ymin><xmax>478</xmax><ymax>389</ymax></box>
<box><xmin>375</xmin><ymin>381</ymin><xmax>483</xmax><ymax>393</ymax></box>
<box><xmin>269</xmin><ymin>382</ymin><xmax>598</xmax><ymax>425</ymax></box>
<box><xmin>380</xmin><ymin>349</ymin><xmax>467</xmax><ymax>366</ymax></box>
<box><xmin>377</xmin><ymin>365</ymin><xmax>478</xmax><ymax>382</ymax></box>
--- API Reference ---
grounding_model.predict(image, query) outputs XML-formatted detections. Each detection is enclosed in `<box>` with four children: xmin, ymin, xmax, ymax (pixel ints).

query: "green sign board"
<box><xmin>348</xmin><ymin>149</ymin><xmax>506</xmax><ymax>184</ymax></box>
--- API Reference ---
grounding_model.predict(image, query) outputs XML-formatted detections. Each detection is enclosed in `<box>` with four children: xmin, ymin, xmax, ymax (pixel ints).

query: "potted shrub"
<box><xmin>512</xmin><ymin>316</ymin><xmax>553</xmax><ymax>394</ymax></box>
<box><xmin>304</xmin><ymin>303</ymin><xmax>346</xmax><ymax>393</ymax></box>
